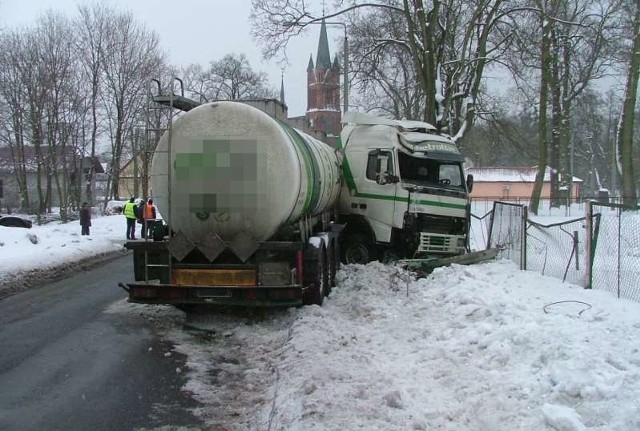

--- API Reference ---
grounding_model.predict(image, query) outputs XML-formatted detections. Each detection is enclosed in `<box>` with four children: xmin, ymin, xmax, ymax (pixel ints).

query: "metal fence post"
<box><xmin>522</xmin><ymin>205</ymin><xmax>528</xmax><ymax>270</ymax></box>
<box><xmin>617</xmin><ymin>205</ymin><xmax>622</xmax><ymax>298</ymax></box>
<box><xmin>585</xmin><ymin>201</ymin><xmax>592</xmax><ymax>289</ymax></box>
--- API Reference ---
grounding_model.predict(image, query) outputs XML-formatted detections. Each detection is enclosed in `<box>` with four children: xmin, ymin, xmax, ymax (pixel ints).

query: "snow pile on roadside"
<box><xmin>0</xmin><ymin>215</ymin><xmax>125</xmax><ymax>294</ymax></box>
<box><xmin>265</xmin><ymin>260</ymin><xmax>640</xmax><ymax>430</ymax></box>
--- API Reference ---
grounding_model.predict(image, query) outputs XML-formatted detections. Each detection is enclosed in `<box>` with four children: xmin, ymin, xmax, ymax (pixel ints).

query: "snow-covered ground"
<box><xmin>3</xmin><ymin>214</ymin><xmax>640</xmax><ymax>430</ymax></box>
<box><xmin>0</xmin><ymin>214</ymin><xmax>126</xmax><ymax>296</ymax></box>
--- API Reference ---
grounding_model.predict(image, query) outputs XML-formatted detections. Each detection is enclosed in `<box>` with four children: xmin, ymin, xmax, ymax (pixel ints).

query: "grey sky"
<box><xmin>0</xmin><ymin>0</ymin><xmax>335</xmax><ymax>117</ymax></box>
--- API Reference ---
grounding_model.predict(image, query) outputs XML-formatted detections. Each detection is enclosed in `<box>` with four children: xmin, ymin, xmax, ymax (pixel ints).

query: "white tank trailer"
<box><xmin>121</xmin><ymin>101</ymin><xmax>343</xmax><ymax>308</ymax></box>
<box><xmin>151</xmin><ymin>101</ymin><xmax>341</xmax><ymax>250</ymax></box>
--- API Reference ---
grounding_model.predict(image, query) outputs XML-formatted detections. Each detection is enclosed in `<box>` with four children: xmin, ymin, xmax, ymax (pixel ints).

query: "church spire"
<box><xmin>315</xmin><ymin>18</ymin><xmax>331</xmax><ymax>70</ymax></box>
<box><xmin>280</xmin><ymin>72</ymin><xmax>286</xmax><ymax>105</ymax></box>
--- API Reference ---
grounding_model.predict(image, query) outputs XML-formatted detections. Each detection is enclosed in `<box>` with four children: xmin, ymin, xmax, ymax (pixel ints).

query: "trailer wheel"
<box><xmin>303</xmin><ymin>242</ymin><xmax>326</xmax><ymax>306</ymax></box>
<box><xmin>343</xmin><ymin>233</ymin><xmax>374</xmax><ymax>264</ymax></box>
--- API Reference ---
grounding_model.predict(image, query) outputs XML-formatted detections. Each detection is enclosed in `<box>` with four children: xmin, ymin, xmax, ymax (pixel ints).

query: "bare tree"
<box><xmin>251</xmin><ymin>0</ymin><xmax>513</xmax><ymax>140</ymax></box>
<box><xmin>182</xmin><ymin>53</ymin><xmax>274</xmax><ymax>102</ymax></box>
<box><xmin>17</xmin><ymin>27</ymin><xmax>50</xmax><ymax>215</ymax></box>
<box><xmin>181</xmin><ymin>63</ymin><xmax>215</xmax><ymax>103</ymax></box>
<box><xmin>100</xmin><ymin>11</ymin><xmax>164</xmax><ymax>200</ymax></box>
<box><xmin>616</xmin><ymin>0</ymin><xmax>640</xmax><ymax>207</ymax></box>
<box><xmin>347</xmin><ymin>7</ymin><xmax>425</xmax><ymax>119</ymax></box>
<box><xmin>0</xmin><ymin>30</ymin><xmax>31</xmax><ymax>211</ymax></box>
<box><xmin>33</xmin><ymin>12</ymin><xmax>80</xmax><ymax>221</ymax></box>
<box><xmin>572</xmin><ymin>90</ymin><xmax>613</xmax><ymax>196</ymax></box>
<box><xmin>504</xmin><ymin>0</ymin><xmax>621</xmax><ymax>212</ymax></box>
<box><xmin>76</xmin><ymin>3</ymin><xmax>111</xmax><ymax>207</ymax></box>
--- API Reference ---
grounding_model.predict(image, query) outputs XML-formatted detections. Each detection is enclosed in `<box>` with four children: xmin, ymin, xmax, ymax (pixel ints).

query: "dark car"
<box><xmin>0</xmin><ymin>216</ymin><xmax>33</xmax><ymax>228</ymax></box>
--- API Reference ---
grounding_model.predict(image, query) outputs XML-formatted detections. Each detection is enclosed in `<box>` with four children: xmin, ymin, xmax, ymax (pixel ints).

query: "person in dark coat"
<box><xmin>79</xmin><ymin>202</ymin><xmax>91</xmax><ymax>236</ymax></box>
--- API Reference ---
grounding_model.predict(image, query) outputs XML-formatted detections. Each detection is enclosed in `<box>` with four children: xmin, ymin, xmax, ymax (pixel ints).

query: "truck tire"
<box><xmin>342</xmin><ymin>233</ymin><xmax>375</xmax><ymax>264</ymax></box>
<box><xmin>303</xmin><ymin>242</ymin><xmax>326</xmax><ymax>306</ymax></box>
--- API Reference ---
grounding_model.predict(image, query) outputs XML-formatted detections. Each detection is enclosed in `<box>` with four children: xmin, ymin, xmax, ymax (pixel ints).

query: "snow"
<box><xmin>0</xmin><ymin>214</ymin><xmax>125</xmax><ymax>288</ymax></box>
<box><xmin>467</xmin><ymin>166</ymin><xmax>583</xmax><ymax>183</ymax></box>
<box><xmin>4</xmin><ymin>213</ymin><xmax>640</xmax><ymax>429</ymax></box>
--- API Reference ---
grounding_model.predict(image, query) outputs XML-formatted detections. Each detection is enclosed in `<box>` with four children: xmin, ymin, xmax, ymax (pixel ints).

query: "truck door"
<box><xmin>358</xmin><ymin>149</ymin><xmax>398</xmax><ymax>243</ymax></box>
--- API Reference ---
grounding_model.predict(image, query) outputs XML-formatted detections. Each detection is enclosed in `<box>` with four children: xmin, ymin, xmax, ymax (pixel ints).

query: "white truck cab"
<box><xmin>337</xmin><ymin>112</ymin><xmax>473</xmax><ymax>263</ymax></box>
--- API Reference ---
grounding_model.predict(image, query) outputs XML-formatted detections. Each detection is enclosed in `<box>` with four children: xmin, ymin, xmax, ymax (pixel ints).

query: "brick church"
<box><xmin>285</xmin><ymin>19</ymin><xmax>342</xmax><ymax>147</ymax></box>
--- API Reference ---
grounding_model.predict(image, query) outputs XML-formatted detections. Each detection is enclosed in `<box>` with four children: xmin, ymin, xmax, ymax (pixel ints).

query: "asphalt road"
<box><xmin>0</xmin><ymin>254</ymin><xmax>205</xmax><ymax>431</ymax></box>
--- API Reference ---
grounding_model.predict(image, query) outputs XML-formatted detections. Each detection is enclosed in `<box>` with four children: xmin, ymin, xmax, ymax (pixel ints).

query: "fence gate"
<box><xmin>487</xmin><ymin>202</ymin><xmax>527</xmax><ymax>269</ymax></box>
<box><xmin>588</xmin><ymin>201</ymin><xmax>640</xmax><ymax>301</ymax></box>
<box><xmin>526</xmin><ymin>217</ymin><xmax>588</xmax><ymax>287</ymax></box>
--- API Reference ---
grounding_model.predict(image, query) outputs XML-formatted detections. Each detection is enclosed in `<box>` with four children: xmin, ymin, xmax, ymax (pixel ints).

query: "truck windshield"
<box><xmin>398</xmin><ymin>152</ymin><xmax>464</xmax><ymax>188</ymax></box>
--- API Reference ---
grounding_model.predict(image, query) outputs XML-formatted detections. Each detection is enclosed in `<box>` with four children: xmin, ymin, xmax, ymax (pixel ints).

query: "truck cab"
<box><xmin>337</xmin><ymin>112</ymin><xmax>473</xmax><ymax>263</ymax></box>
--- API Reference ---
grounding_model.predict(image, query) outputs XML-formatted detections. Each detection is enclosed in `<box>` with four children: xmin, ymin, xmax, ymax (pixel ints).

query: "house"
<box><xmin>467</xmin><ymin>166</ymin><xmax>582</xmax><ymax>202</ymax></box>
<box><xmin>117</xmin><ymin>152</ymin><xmax>150</xmax><ymax>200</ymax></box>
<box><xmin>0</xmin><ymin>145</ymin><xmax>105</xmax><ymax>212</ymax></box>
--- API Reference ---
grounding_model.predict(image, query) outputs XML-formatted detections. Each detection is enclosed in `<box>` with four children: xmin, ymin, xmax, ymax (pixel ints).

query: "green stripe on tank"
<box><xmin>278</xmin><ymin>121</ymin><xmax>321</xmax><ymax>214</ymax></box>
<box><xmin>336</xmin><ymin>137</ymin><xmax>467</xmax><ymax>210</ymax></box>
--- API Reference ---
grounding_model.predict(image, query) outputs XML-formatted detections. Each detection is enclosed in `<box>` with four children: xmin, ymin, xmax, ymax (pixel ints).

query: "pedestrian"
<box><xmin>123</xmin><ymin>197</ymin><xmax>138</xmax><ymax>240</ymax></box>
<box><xmin>79</xmin><ymin>202</ymin><xmax>91</xmax><ymax>236</ymax></box>
<box><xmin>136</xmin><ymin>198</ymin><xmax>146</xmax><ymax>238</ymax></box>
<box><xmin>143</xmin><ymin>198</ymin><xmax>157</xmax><ymax>239</ymax></box>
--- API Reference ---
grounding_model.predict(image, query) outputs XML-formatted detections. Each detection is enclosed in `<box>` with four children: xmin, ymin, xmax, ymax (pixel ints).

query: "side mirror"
<box><xmin>466</xmin><ymin>174</ymin><xmax>474</xmax><ymax>193</ymax></box>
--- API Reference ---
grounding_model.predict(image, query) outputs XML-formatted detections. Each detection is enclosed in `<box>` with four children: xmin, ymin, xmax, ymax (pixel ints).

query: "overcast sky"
<box><xmin>0</xmin><ymin>0</ymin><xmax>334</xmax><ymax>117</ymax></box>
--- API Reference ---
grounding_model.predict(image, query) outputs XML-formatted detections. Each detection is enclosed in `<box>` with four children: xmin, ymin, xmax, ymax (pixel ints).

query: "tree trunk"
<box><xmin>549</xmin><ymin>23</ymin><xmax>562</xmax><ymax>208</ymax></box>
<box><xmin>530</xmin><ymin>8</ymin><xmax>553</xmax><ymax>215</ymax></box>
<box><xmin>617</xmin><ymin>1</ymin><xmax>640</xmax><ymax>208</ymax></box>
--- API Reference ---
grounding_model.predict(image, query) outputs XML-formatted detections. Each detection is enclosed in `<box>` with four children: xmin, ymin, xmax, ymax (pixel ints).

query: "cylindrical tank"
<box><xmin>151</xmin><ymin>101</ymin><xmax>341</xmax><ymax>244</ymax></box>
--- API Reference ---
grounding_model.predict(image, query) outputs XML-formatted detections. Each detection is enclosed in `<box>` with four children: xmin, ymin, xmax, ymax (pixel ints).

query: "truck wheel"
<box><xmin>343</xmin><ymin>234</ymin><xmax>374</xmax><ymax>264</ymax></box>
<box><xmin>303</xmin><ymin>243</ymin><xmax>326</xmax><ymax>306</ymax></box>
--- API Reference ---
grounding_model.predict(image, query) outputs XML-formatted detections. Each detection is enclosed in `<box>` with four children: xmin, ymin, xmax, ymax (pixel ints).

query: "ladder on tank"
<box><xmin>142</xmin><ymin>78</ymin><xmax>200</xmax><ymax>284</ymax></box>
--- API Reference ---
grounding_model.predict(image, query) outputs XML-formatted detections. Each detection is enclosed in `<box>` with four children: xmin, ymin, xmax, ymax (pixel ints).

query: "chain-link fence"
<box><xmin>487</xmin><ymin>202</ymin><xmax>526</xmax><ymax>269</ymax></box>
<box><xmin>526</xmin><ymin>217</ymin><xmax>588</xmax><ymax>286</ymax></box>
<box><xmin>588</xmin><ymin>202</ymin><xmax>640</xmax><ymax>301</ymax></box>
<box><xmin>481</xmin><ymin>202</ymin><xmax>589</xmax><ymax>287</ymax></box>
<box><xmin>469</xmin><ymin>210</ymin><xmax>492</xmax><ymax>251</ymax></box>
<box><xmin>477</xmin><ymin>200</ymin><xmax>640</xmax><ymax>301</ymax></box>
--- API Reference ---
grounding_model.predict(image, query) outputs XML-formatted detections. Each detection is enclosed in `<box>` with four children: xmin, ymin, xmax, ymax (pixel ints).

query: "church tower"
<box><xmin>306</xmin><ymin>19</ymin><xmax>341</xmax><ymax>139</ymax></box>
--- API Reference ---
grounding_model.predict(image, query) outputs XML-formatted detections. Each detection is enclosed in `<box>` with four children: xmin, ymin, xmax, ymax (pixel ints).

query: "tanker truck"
<box><xmin>119</xmin><ymin>101</ymin><xmax>473</xmax><ymax>308</ymax></box>
<box><xmin>119</xmin><ymin>101</ymin><xmax>342</xmax><ymax>308</ymax></box>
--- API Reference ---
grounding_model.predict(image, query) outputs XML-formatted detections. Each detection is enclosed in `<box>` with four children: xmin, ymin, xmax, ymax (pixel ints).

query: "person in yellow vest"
<box><xmin>123</xmin><ymin>197</ymin><xmax>138</xmax><ymax>240</ymax></box>
<box><xmin>142</xmin><ymin>198</ymin><xmax>157</xmax><ymax>239</ymax></box>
